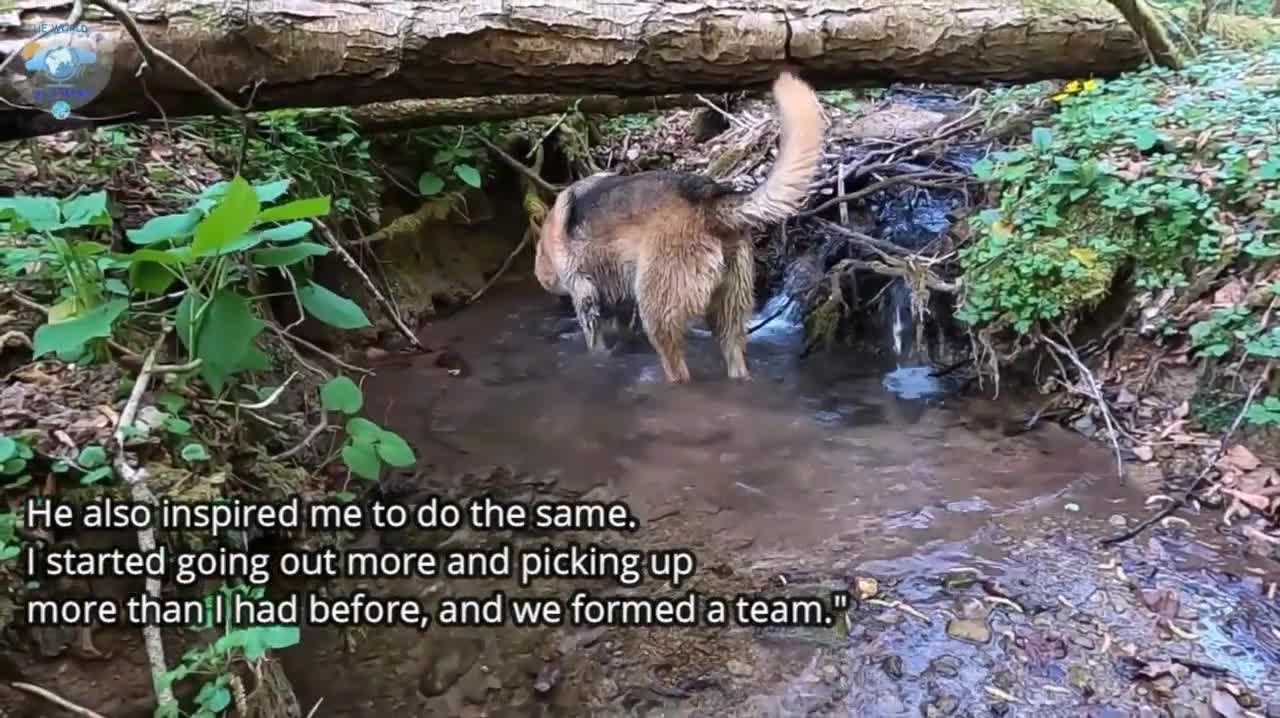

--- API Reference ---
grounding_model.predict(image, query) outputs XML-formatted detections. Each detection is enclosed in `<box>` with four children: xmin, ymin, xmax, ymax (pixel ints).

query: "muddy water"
<box><xmin>282</xmin><ymin>283</ymin><xmax>1280</xmax><ymax>718</ymax></box>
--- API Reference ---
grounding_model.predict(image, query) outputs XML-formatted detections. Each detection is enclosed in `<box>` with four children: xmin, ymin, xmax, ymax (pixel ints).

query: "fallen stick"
<box><xmin>1102</xmin><ymin>359</ymin><xmax>1275</xmax><ymax>546</ymax></box>
<box><xmin>8</xmin><ymin>682</ymin><xmax>107</xmax><ymax>718</ymax></box>
<box><xmin>1042</xmin><ymin>333</ymin><xmax>1126</xmax><ymax>479</ymax></box>
<box><xmin>312</xmin><ymin>221</ymin><xmax>426</xmax><ymax>353</ymax></box>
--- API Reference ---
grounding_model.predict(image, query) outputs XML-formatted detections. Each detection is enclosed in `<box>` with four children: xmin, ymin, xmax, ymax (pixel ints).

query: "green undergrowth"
<box><xmin>960</xmin><ymin>44</ymin><xmax>1280</xmax><ymax>428</ymax></box>
<box><xmin>0</xmin><ymin>171</ymin><xmax>417</xmax><ymax>715</ymax></box>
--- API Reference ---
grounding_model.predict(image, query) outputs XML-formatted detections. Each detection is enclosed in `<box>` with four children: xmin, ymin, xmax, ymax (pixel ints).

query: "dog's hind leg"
<box><xmin>707</xmin><ymin>238</ymin><xmax>755</xmax><ymax>381</ymax></box>
<box><xmin>636</xmin><ymin>246</ymin><xmax>722</xmax><ymax>383</ymax></box>
<box><xmin>565</xmin><ymin>273</ymin><xmax>608</xmax><ymax>354</ymax></box>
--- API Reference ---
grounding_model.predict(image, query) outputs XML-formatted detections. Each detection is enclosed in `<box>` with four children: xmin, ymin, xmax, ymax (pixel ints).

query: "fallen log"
<box><xmin>0</xmin><ymin>0</ymin><xmax>1160</xmax><ymax>140</ymax></box>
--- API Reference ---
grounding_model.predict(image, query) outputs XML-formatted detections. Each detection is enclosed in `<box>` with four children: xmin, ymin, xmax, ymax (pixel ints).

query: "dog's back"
<box><xmin>535</xmin><ymin>71</ymin><xmax>826</xmax><ymax>383</ymax></box>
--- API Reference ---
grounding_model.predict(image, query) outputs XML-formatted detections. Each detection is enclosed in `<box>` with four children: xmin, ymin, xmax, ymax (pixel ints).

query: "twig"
<box><xmin>695</xmin><ymin>94</ymin><xmax>745</xmax><ymax>129</ymax></box>
<box><xmin>199</xmin><ymin>371</ymin><xmax>299</xmax><ymax>410</ymax></box>
<box><xmin>305</xmin><ymin>698</ymin><xmax>324</xmax><ymax>718</ymax></box>
<box><xmin>749</xmin><ymin>298</ymin><xmax>793</xmax><ymax>334</ymax></box>
<box><xmin>800</xmin><ymin>172</ymin><xmax>966</xmax><ymax>219</ymax></box>
<box><xmin>470</xmin><ymin>227</ymin><xmax>533</xmax><ymax>304</ymax></box>
<box><xmin>311</xmin><ymin>221</ymin><xmax>426</xmax><ymax>353</ymax></box>
<box><xmin>113</xmin><ymin>330</ymin><xmax>176</xmax><ymax>713</ymax></box>
<box><xmin>8</xmin><ymin>682</ymin><xmax>107</xmax><ymax>718</ymax></box>
<box><xmin>269</xmin><ymin>412</ymin><xmax>331</xmax><ymax>462</ymax></box>
<box><xmin>1102</xmin><ymin>359</ymin><xmax>1275</xmax><ymax>546</ymax></box>
<box><xmin>472</xmin><ymin>134</ymin><xmax>562</xmax><ymax>195</ymax></box>
<box><xmin>264</xmin><ymin>322</ymin><xmax>371</xmax><ymax>376</ymax></box>
<box><xmin>1042</xmin><ymin>332</ymin><xmax>1126</xmax><ymax>479</ymax></box>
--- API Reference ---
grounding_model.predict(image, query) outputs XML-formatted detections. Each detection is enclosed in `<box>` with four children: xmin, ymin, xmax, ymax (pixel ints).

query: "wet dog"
<box><xmin>534</xmin><ymin>71</ymin><xmax>826</xmax><ymax>383</ymax></box>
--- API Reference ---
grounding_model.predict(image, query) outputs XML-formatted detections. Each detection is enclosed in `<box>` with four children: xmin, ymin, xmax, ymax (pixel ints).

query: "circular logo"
<box><xmin>4</xmin><ymin>29</ymin><xmax>114</xmax><ymax>118</ymax></box>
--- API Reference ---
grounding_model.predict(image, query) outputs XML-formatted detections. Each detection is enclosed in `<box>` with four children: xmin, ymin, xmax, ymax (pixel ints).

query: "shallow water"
<box><xmin>270</xmin><ymin>282</ymin><xmax>1280</xmax><ymax>717</ymax></box>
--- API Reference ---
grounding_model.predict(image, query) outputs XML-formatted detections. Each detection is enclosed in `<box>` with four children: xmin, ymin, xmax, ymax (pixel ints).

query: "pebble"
<box><xmin>945</xmin><ymin>617</ymin><xmax>991</xmax><ymax>644</ymax></box>
<box><xmin>419</xmin><ymin>639</ymin><xmax>482</xmax><ymax>697</ymax></box>
<box><xmin>1109</xmin><ymin>514</ymin><xmax>1128</xmax><ymax>528</ymax></box>
<box><xmin>726</xmin><ymin>659</ymin><xmax>754</xmax><ymax>677</ymax></box>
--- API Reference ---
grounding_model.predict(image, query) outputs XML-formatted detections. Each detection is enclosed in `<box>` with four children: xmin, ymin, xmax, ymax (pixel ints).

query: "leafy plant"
<box><xmin>156</xmin><ymin>584</ymin><xmax>300</xmax><ymax>718</ymax></box>
<box><xmin>0</xmin><ymin>511</ymin><xmax>22</xmax><ymax>563</ymax></box>
<box><xmin>318</xmin><ymin>376</ymin><xmax>416</xmax><ymax>482</ymax></box>
<box><xmin>0</xmin><ymin>433</ymin><xmax>35</xmax><ymax>492</ymax></box>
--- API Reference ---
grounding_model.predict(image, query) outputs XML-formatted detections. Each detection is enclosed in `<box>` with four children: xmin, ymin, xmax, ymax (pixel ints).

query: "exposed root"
<box><xmin>1042</xmin><ymin>332</ymin><xmax>1127</xmax><ymax>479</ymax></box>
<box><xmin>7</xmin><ymin>682</ymin><xmax>108</xmax><ymax>718</ymax></box>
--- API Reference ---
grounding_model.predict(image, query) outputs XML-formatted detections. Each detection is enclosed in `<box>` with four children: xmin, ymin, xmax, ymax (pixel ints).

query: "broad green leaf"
<box><xmin>77</xmin><ymin>445</ymin><xmax>107</xmax><ymax>468</ymax></box>
<box><xmin>341</xmin><ymin>440</ymin><xmax>382</xmax><ymax>481</ymax></box>
<box><xmin>236</xmin><ymin>346</ymin><xmax>273</xmax><ymax>373</ymax></box>
<box><xmin>298</xmin><ymin>282</ymin><xmax>371</xmax><ymax>329</ymax></box>
<box><xmin>320</xmin><ymin>376</ymin><xmax>363</xmax><ymax>414</ymax></box>
<box><xmin>193</xmin><ymin>289</ymin><xmax>266</xmax><ymax>393</ymax></box>
<box><xmin>1030</xmin><ymin>127</ymin><xmax>1053</xmax><ymax>151</ymax></box>
<box><xmin>181</xmin><ymin>443</ymin><xmax>210</xmax><ymax>462</ymax></box>
<box><xmin>129</xmin><ymin>261</ymin><xmax>177</xmax><ymax>294</ymax></box>
<box><xmin>8</xmin><ymin>196</ymin><xmax>61</xmax><ymax>230</ymax></box>
<box><xmin>201</xmin><ymin>685</ymin><xmax>232</xmax><ymax>712</ymax></box>
<box><xmin>2</xmin><ymin>459</ymin><xmax>26</xmax><ymax>475</ymax></box>
<box><xmin>258</xmin><ymin>221</ymin><xmax>313</xmax><ymax>242</ymax></box>
<box><xmin>260</xmin><ymin>625</ymin><xmax>300</xmax><ymax>649</ymax></box>
<box><xmin>80</xmin><ymin>466</ymin><xmax>112</xmax><ymax>485</ymax></box>
<box><xmin>32</xmin><ymin>298</ymin><xmax>128</xmax><ymax>358</ymax></box>
<box><xmin>115</xmin><ymin>247</ymin><xmax>192</xmax><ymax>266</ymax></box>
<box><xmin>254</xmin><ymin>179</ymin><xmax>292</xmax><ymax>204</ymax></box>
<box><xmin>191</xmin><ymin>176</ymin><xmax>261</xmax><ymax>257</ymax></box>
<box><xmin>59</xmin><ymin>191</ymin><xmax>112</xmax><ymax>229</ymax></box>
<box><xmin>0</xmin><ymin>437</ymin><xmax>15</xmax><ymax>463</ymax></box>
<box><xmin>163</xmin><ymin>416</ymin><xmax>192</xmax><ymax>435</ymax></box>
<box><xmin>255</xmin><ymin>197</ymin><xmax>331</xmax><ymax>224</ymax></box>
<box><xmin>0</xmin><ymin>545</ymin><xmax>19</xmax><ymax>561</ymax></box>
<box><xmin>251</xmin><ymin>242</ymin><xmax>329</xmax><ymax>267</ymax></box>
<box><xmin>345</xmin><ymin>417</ymin><xmax>381</xmax><ymax>441</ymax></box>
<box><xmin>418</xmin><ymin>172</ymin><xmax>445</xmax><ymax>196</ymax></box>
<box><xmin>454</xmin><ymin>164</ymin><xmax>482</xmax><ymax>188</ymax></box>
<box><xmin>1133</xmin><ymin>127</ymin><xmax>1160</xmax><ymax>151</ymax></box>
<box><xmin>127</xmin><ymin>211</ymin><xmax>201</xmax><ymax>245</ymax></box>
<box><xmin>375</xmin><ymin>430</ymin><xmax>416</xmax><ymax>467</ymax></box>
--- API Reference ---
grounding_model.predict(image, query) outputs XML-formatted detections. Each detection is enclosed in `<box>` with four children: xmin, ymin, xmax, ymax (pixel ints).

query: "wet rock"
<box><xmin>854</xmin><ymin>576</ymin><xmax>880</xmax><ymax>600</ymax></box>
<box><xmin>928</xmin><ymin>655</ymin><xmax>961</xmax><ymax>678</ymax></box>
<box><xmin>534</xmin><ymin>662</ymin><xmax>561</xmax><ymax>694</ymax></box>
<box><xmin>881</xmin><ymin>655</ymin><xmax>904</xmax><ymax>679</ymax></box>
<box><xmin>1168</xmin><ymin>706</ymin><xmax>1203</xmax><ymax>718</ymax></box>
<box><xmin>1211</xmin><ymin>689</ymin><xmax>1245</xmax><ymax>718</ymax></box>
<box><xmin>419</xmin><ymin>638</ymin><xmax>483</xmax><ymax>697</ymax></box>
<box><xmin>1109</xmin><ymin>514</ymin><xmax>1128</xmax><ymax>528</ymax></box>
<box><xmin>1067</xmin><ymin>665</ymin><xmax>1094</xmax><ymax>694</ymax></box>
<box><xmin>726</xmin><ymin>659</ymin><xmax>753</xmax><ymax>678</ymax></box>
<box><xmin>922</xmin><ymin>696</ymin><xmax>959</xmax><ymax>717</ymax></box>
<box><xmin>942</xmin><ymin>569</ymin><xmax>981</xmax><ymax>590</ymax></box>
<box><xmin>945</xmin><ymin>617</ymin><xmax>991</xmax><ymax>644</ymax></box>
<box><xmin>1265</xmin><ymin>699</ymin><xmax>1280</xmax><ymax>718</ymax></box>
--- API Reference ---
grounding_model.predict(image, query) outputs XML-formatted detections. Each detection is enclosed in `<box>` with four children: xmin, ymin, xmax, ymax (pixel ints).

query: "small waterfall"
<box><xmin>886</xmin><ymin>279</ymin><xmax>914</xmax><ymax>365</ymax></box>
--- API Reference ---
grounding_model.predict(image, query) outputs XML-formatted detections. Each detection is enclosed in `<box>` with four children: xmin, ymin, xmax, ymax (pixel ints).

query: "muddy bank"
<box><xmin>276</xmin><ymin>283</ymin><xmax>1279</xmax><ymax>717</ymax></box>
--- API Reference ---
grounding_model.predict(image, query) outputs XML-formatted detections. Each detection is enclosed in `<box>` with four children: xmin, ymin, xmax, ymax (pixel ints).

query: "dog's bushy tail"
<box><xmin>715</xmin><ymin>71</ymin><xmax>826</xmax><ymax>230</ymax></box>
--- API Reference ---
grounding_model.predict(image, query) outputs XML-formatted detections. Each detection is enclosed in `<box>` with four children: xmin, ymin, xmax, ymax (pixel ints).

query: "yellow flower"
<box><xmin>1052</xmin><ymin>92</ymin><xmax>1071</xmax><ymax>102</ymax></box>
<box><xmin>1082</xmin><ymin>79</ymin><xmax>1100</xmax><ymax>92</ymax></box>
<box><xmin>1064</xmin><ymin>80</ymin><xmax>1083</xmax><ymax>93</ymax></box>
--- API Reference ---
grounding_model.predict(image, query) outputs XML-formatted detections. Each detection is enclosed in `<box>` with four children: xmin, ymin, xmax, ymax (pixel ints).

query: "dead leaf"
<box><xmin>1213</xmin><ymin>278</ymin><xmax>1247</xmax><ymax>305</ymax></box>
<box><xmin>1140</xmin><ymin>588</ymin><xmax>1181</xmax><ymax>619</ymax></box>
<box><xmin>1222</xmin><ymin>489</ymin><xmax>1271</xmax><ymax>512</ymax></box>
<box><xmin>1173</xmin><ymin>401</ymin><xmax>1190</xmax><ymax>419</ymax></box>
<box><xmin>1220</xmin><ymin>445</ymin><xmax>1261</xmax><ymax>473</ymax></box>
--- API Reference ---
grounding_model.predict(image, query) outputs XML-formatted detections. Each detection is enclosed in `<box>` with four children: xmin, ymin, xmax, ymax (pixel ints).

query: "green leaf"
<box><xmin>175</xmin><ymin>291</ymin><xmax>204</xmax><ymax>356</ymax></box>
<box><xmin>1133</xmin><ymin>127</ymin><xmax>1160</xmax><ymax>151</ymax></box>
<box><xmin>128</xmin><ymin>212</ymin><xmax>202</xmax><ymax>245</ymax></box>
<box><xmin>0</xmin><ymin>438</ymin><xmax>16</xmax><ymax>463</ymax></box>
<box><xmin>191</xmin><ymin>176</ymin><xmax>261</xmax><ymax>257</ymax></box>
<box><xmin>253</xmin><ymin>179</ymin><xmax>293</xmax><ymax>204</ymax></box>
<box><xmin>1259</xmin><ymin>159</ymin><xmax>1280</xmax><ymax>181</ymax></box>
<box><xmin>32</xmin><ymin>298</ymin><xmax>129</xmax><ymax>358</ymax></box>
<box><xmin>375</xmin><ymin>430</ymin><xmax>416</xmax><ymax>467</ymax></box>
<box><xmin>251</xmin><ymin>242</ymin><xmax>330</xmax><ymax>267</ymax></box>
<box><xmin>181</xmin><ymin>443</ymin><xmax>210</xmax><ymax>462</ymax></box>
<box><xmin>320</xmin><ymin>376</ymin><xmax>363</xmax><ymax>414</ymax></box>
<box><xmin>418</xmin><ymin>172</ymin><xmax>445</xmax><ymax>196</ymax></box>
<box><xmin>77</xmin><ymin>445</ymin><xmax>107</xmax><ymax>468</ymax></box>
<box><xmin>260</xmin><ymin>625</ymin><xmax>300</xmax><ymax>649</ymax></box>
<box><xmin>341</xmin><ymin>440</ymin><xmax>382</xmax><ymax>481</ymax></box>
<box><xmin>129</xmin><ymin>261</ymin><xmax>177</xmax><ymax>295</ymax></box>
<box><xmin>1030</xmin><ymin>127</ymin><xmax>1052</xmax><ymax>151</ymax></box>
<box><xmin>255</xmin><ymin>197</ymin><xmax>331</xmax><ymax>224</ymax></box>
<box><xmin>298</xmin><ymin>282</ymin><xmax>371</xmax><ymax>329</ymax></box>
<box><xmin>163</xmin><ymin>416</ymin><xmax>192</xmax><ymax>435</ymax></box>
<box><xmin>345</xmin><ymin>417</ymin><xmax>381</xmax><ymax>442</ymax></box>
<box><xmin>453</xmin><ymin>164</ymin><xmax>482</xmax><ymax>188</ymax></box>
<box><xmin>200</xmin><ymin>685</ymin><xmax>232</xmax><ymax>712</ymax></box>
<box><xmin>258</xmin><ymin>221</ymin><xmax>313</xmax><ymax>242</ymax></box>
<box><xmin>8</xmin><ymin>196</ymin><xmax>61</xmax><ymax>230</ymax></box>
<box><xmin>0</xmin><ymin>545</ymin><xmax>19</xmax><ymax>561</ymax></box>
<box><xmin>80</xmin><ymin>466</ymin><xmax>113</xmax><ymax>485</ymax></box>
<box><xmin>193</xmin><ymin>289</ymin><xmax>266</xmax><ymax>394</ymax></box>
<box><xmin>59</xmin><ymin>191</ymin><xmax>112</xmax><ymax>229</ymax></box>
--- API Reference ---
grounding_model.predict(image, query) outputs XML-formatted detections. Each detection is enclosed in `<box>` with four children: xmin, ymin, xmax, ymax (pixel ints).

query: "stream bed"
<box><xmin>277</xmin><ymin>282</ymin><xmax>1280</xmax><ymax>718</ymax></box>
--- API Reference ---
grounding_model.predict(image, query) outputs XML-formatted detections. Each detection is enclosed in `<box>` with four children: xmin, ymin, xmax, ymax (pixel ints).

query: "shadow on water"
<box><xmin>278</xmin><ymin>281</ymin><xmax>1280</xmax><ymax>717</ymax></box>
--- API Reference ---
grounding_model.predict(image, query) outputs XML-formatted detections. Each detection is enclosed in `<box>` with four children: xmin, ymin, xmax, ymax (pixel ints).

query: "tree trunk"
<box><xmin>0</xmin><ymin>0</ymin><xmax>1156</xmax><ymax>138</ymax></box>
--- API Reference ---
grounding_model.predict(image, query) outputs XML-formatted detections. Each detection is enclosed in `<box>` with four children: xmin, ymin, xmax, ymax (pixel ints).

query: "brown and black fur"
<box><xmin>535</xmin><ymin>71</ymin><xmax>826</xmax><ymax>383</ymax></box>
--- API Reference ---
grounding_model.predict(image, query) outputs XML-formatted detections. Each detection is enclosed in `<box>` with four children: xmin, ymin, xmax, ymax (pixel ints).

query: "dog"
<box><xmin>534</xmin><ymin>71</ymin><xmax>825</xmax><ymax>383</ymax></box>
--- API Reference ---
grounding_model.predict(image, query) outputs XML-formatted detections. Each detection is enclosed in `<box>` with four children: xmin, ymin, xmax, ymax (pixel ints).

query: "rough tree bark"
<box><xmin>0</xmin><ymin>0</ymin><xmax>1157</xmax><ymax>138</ymax></box>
